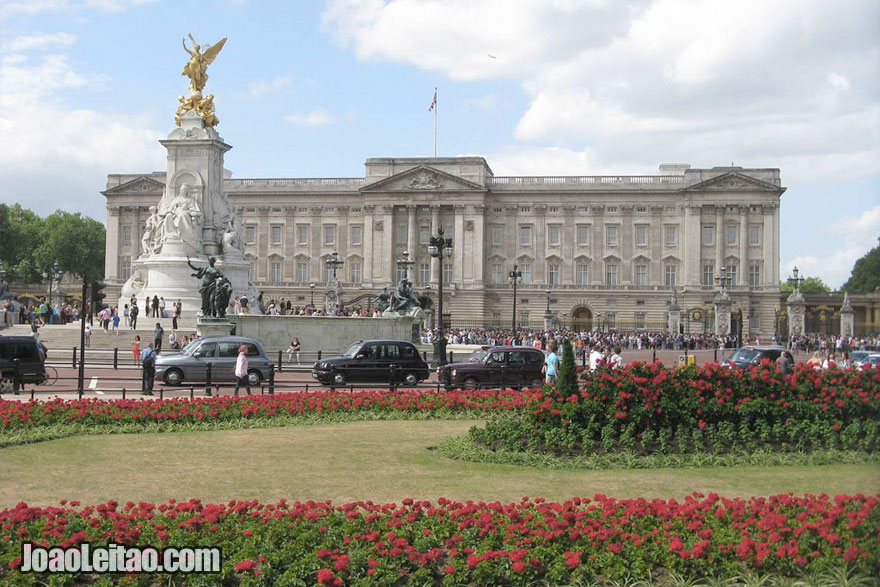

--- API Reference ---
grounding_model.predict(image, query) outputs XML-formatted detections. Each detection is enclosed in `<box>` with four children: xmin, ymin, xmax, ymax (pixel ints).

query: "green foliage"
<box><xmin>0</xmin><ymin>204</ymin><xmax>105</xmax><ymax>281</ymax></box>
<box><xmin>779</xmin><ymin>276</ymin><xmax>831</xmax><ymax>294</ymax></box>
<box><xmin>842</xmin><ymin>246</ymin><xmax>880</xmax><ymax>294</ymax></box>
<box><xmin>556</xmin><ymin>338</ymin><xmax>578</xmax><ymax>395</ymax></box>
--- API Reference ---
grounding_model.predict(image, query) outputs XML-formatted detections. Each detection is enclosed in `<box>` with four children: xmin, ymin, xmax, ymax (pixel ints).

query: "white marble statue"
<box><xmin>141</xmin><ymin>206</ymin><xmax>160</xmax><ymax>257</ymax></box>
<box><xmin>221</xmin><ymin>214</ymin><xmax>243</xmax><ymax>256</ymax></box>
<box><xmin>159</xmin><ymin>183</ymin><xmax>202</xmax><ymax>249</ymax></box>
<box><xmin>120</xmin><ymin>269</ymin><xmax>145</xmax><ymax>298</ymax></box>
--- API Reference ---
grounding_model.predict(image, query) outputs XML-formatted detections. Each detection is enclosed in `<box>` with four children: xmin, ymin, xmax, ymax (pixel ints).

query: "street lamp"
<box><xmin>508</xmin><ymin>264</ymin><xmax>522</xmax><ymax>333</ymax></box>
<box><xmin>42</xmin><ymin>261</ymin><xmax>63</xmax><ymax>320</ymax></box>
<box><xmin>787</xmin><ymin>266</ymin><xmax>805</xmax><ymax>293</ymax></box>
<box><xmin>715</xmin><ymin>265</ymin><xmax>732</xmax><ymax>293</ymax></box>
<box><xmin>309</xmin><ymin>282</ymin><xmax>316</xmax><ymax>306</ymax></box>
<box><xmin>428</xmin><ymin>226</ymin><xmax>453</xmax><ymax>365</ymax></box>
<box><xmin>396</xmin><ymin>250</ymin><xmax>415</xmax><ymax>281</ymax></box>
<box><xmin>596</xmin><ymin>311</ymin><xmax>604</xmax><ymax>333</ymax></box>
<box><xmin>325</xmin><ymin>250</ymin><xmax>344</xmax><ymax>282</ymax></box>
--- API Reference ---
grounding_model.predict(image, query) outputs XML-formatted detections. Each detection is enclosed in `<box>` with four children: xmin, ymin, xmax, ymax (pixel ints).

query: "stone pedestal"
<box><xmin>840</xmin><ymin>292</ymin><xmax>854</xmax><ymax>337</ymax></box>
<box><xmin>714</xmin><ymin>292</ymin><xmax>733</xmax><ymax>336</ymax></box>
<box><xmin>196</xmin><ymin>317</ymin><xmax>235</xmax><ymax>338</ymax></box>
<box><xmin>787</xmin><ymin>291</ymin><xmax>806</xmax><ymax>338</ymax></box>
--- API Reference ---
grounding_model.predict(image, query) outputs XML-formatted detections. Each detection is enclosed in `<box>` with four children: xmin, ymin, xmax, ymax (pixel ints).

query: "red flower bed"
<box><xmin>0</xmin><ymin>389</ymin><xmax>537</xmax><ymax>432</ymax></box>
<box><xmin>0</xmin><ymin>493</ymin><xmax>876</xmax><ymax>584</ymax></box>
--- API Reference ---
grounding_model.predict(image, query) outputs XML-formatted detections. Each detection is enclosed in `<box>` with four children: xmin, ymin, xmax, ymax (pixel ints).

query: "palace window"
<box><xmin>605</xmin><ymin>263</ymin><xmax>618</xmax><ymax>286</ymax></box>
<box><xmin>121</xmin><ymin>225</ymin><xmax>131</xmax><ymax>245</ymax></box>
<box><xmin>548</xmin><ymin>263</ymin><xmax>559</xmax><ymax>285</ymax></box>
<box><xmin>635</xmin><ymin>225</ymin><xmax>648</xmax><ymax>247</ymax></box>
<box><xmin>120</xmin><ymin>258</ymin><xmax>131</xmax><ymax>280</ymax></box>
<box><xmin>606</xmin><ymin>225</ymin><xmax>618</xmax><ymax>247</ymax></box>
<box><xmin>323</xmin><ymin>225</ymin><xmax>335</xmax><ymax>246</ymax></box>
<box><xmin>726</xmin><ymin>264</ymin><xmax>738</xmax><ymax>284</ymax></box>
<box><xmin>635</xmin><ymin>264</ymin><xmax>648</xmax><ymax>286</ymax></box>
<box><xmin>519</xmin><ymin>225</ymin><xmax>532</xmax><ymax>246</ymax></box>
<box><xmin>492</xmin><ymin>226</ymin><xmax>504</xmax><ymax>246</ymax></box>
<box><xmin>665</xmin><ymin>265</ymin><xmax>677</xmax><ymax>287</ymax></box>
<box><xmin>664</xmin><ymin>225</ymin><xmax>678</xmax><ymax>247</ymax></box>
<box><xmin>702</xmin><ymin>263</ymin><xmax>715</xmax><ymax>286</ymax></box>
<box><xmin>270</xmin><ymin>262</ymin><xmax>281</xmax><ymax>282</ymax></box>
<box><xmin>749</xmin><ymin>263</ymin><xmax>761</xmax><ymax>286</ymax></box>
<box><xmin>491</xmin><ymin>264</ymin><xmax>503</xmax><ymax>284</ymax></box>
<box><xmin>297</xmin><ymin>225</ymin><xmax>308</xmax><ymax>245</ymax></box>
<box><xmin>703</xmin><ymin>225</ymin><xmax>715</xmax><ymax>246</ymax></box>
<box><xmin>245</xmin><ymin>226</ymin><xmax>256</xmax><ymax>245</ymax></box>
<box><xmin>635</xmin><ymin>312</ymin><xmax>646</xmax><ymax>330</ymax></box>
<box><xmin>726</xmin><ymin>224</ymin><xmax>737</xmax><ymax>246</ymax></box>
<box><xmin>576</xmin><ymin>225</ymin><xmax>590</xmax><ymax>246</ymax></box>
<box><xmin>396</xmin><ymin>224</ymin><xmax>407</xmax><ymax>244</ymax></box>
<box><xmin>350</xmin><ymin>225</ymin><xmax>362</xmax><ymax>246</ymax></box>
<box><xmin>271</xmin><ymin>226</ymin><xmax>282</xmax><ymax>246</ymax></box>
<box><xmin>443</xmin><ymin>263</ymin><xmax>453</xmax><ymax>284</ymax></box>
<box><xmin>576</xmin><ymin>264</ymin><xmax>589</xmax><ymax>285</ymax></box>
<box><xmin>749</xmin><ymin>225</ymin><xmax>761</xmax><ymax>245</ymax></box>
<box><xmin>548</xmin><ymin>225</ymin><xmax>561</xmax><ymax>247</ymax></box>
<box><xmin>418</xmin><ymin>263</ymin><xmax>429</xmax><ymax>284</ymax></box>
<box><xmin>520</xmin><ymin>264</ymin><xmax>532</xmax><ymax>284</ymax></box>
<box><xmin>420</xmin><ymin>225</ymin><xmax>430</xmax><ymax>244</ymax></box>
<box><xmin>296</xmin><ymin>262</ymin><xmax>308</xmax><ymax>283</ymax></box>
<box><xmin>350</xmin><ymin>262</ymin><xmax>362</xmax><ymax>283</ymax></box>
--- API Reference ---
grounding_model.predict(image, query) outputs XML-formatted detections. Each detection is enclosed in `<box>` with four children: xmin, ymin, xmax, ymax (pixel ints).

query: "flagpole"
<box><xmin>433</xmin><ymin>86</ymin><xmax>438</xmax><ymax>157</ymax></box>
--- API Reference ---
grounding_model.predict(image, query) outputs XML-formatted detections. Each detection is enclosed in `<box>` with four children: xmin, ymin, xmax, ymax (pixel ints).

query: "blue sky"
<box><xmin>1</xmin><ymin>0</ymin><xmax>878</xmax><ymax>289</ymax></box>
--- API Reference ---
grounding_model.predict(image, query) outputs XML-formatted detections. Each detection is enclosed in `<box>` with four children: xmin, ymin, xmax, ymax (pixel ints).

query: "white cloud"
<box><xmin>323</xmin><ymin>0</ymin><xmax>880</xmax><ymax>183</ymax></box>
<box><xmin>785</xmin><ymin>205</ymin><xmax>880</xmax><ymax>288</ymax></box>
<box><xmin>0</xmin><ymin>0</ymin><xmax>68</xmax><ymax>20</ymax></box>
<box><xmin>2</xmin><ymin>32</ymin><xmax>76</xmax><ymax>52</ymax></box>
<box><xmin>460</xmin><ymin>94</ymin><xmax>500</xmax><ymax>113</ymax></box>
<box><xmin>237</xmin><ymin>75</ymin><xmax>294</xmax><ymax>99</ymax></box>
<box><xmin>284</xmin><ymin>108</ymin><xmax>339</xmax><ymax>127</ymax></box>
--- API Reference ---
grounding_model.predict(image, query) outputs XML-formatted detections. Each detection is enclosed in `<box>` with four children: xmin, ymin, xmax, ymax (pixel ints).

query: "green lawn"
<box><xmin>1</xmin><ymin>420</ymin><xmax>877</xmax><ymax>507</ymax></box>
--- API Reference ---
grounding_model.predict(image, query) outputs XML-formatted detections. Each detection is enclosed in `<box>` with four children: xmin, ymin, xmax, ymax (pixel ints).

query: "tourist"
<box><xmin>589</xmin><ymin>346</ymin><xmax>602</xmax><ymax>372</ymax></box>
<box><xmin>776</xmin><ymin>351</ymin><xmax>793</xmax><ymax>376</ymax></box>
<box><xmin>154</xmin><ymin>322</ymin><xmax>164</xmax><ymax>353</ymax></box>
<box><xmin>130</xmin><ymin>303</ymin><xmax>139</xmax><ymax>330</ymax></box>
<box><xmin>169</xmin><ymin>329</ymin><xmax>179</xmax><ymax>350</ymax></box>
<box><xmin>610</xmin><ymin>347</ymin><xmax>624</xmax><ymax>369</ymax></box>
<box><xmin>151</xmin><ymin>295</ymin><xmax>160</xmax><ymax>319</ymax></box>
<box><xmin>288</xmin><ymin>337</ymin><xmax>301</xmax><ymax>364</ymax></box>
<box><xmin>239</xmin><ymin>295</ymin><xmax>249</xmax><ymax>314</ymax></box>
<box><xmin>543</xmin><ymin>342</ymin><xmax>559</xmax><ymax>385</ymax></box>
<box><xmin>132</xmin><ymin>335</ymin><xmax>141</xmax><ymax>366</ymax></box>
<box><xmin>141</xmin><ymin>343</ymin><xmax>156</xmax><ymax>395</ymax></box>
<box><xmin>233</xmin><ymin>344</ymin><xmax>251</xmax><ymax>396</ymax></box>
<box><xmin>111</xmin><ymin>308</ymin><xmax>120</xmax><ymax>335</ymax></box>
<box><xmin>159</xmin><ymin>297</ymin><xmax>166</xmax><ymax>318</ymax></box>
<box><xmin>123</xmin><ymin>304</ymin><xmax>130</xmax><ymax>327</ymax></box>
<box><xmin>84</xmin><ymin>322</ymin><xmax>91</xmax><ymax>347</ymax></box>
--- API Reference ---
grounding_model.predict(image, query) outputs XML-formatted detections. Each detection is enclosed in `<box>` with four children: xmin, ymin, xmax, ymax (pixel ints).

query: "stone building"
<box><xmin>103</xmin><ymin>156</ymin><xmax>785</xmax><ymax>336</ymax></box>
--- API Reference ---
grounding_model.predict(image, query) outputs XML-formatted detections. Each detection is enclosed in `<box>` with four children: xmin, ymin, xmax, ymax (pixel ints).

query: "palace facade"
<box><xmin>103</xmin><ymin>157</ymin><xmax>785</xmax><ymax>336</ymax></box>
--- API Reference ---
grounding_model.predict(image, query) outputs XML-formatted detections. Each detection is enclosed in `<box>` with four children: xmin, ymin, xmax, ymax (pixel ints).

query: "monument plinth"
<box><xmin>119</xmin><ymin>35</ymin><xmax>254</xmax><ymax>320</ymax></box>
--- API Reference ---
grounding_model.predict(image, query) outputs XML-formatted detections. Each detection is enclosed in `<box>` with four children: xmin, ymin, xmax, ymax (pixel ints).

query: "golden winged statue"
<box><xmin>181</xmin><ymin>33</ymin><xmax>227</xmax><ymax>93</ymax></box>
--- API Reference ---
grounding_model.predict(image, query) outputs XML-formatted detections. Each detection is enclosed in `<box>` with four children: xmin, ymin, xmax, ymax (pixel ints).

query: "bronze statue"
<box><xmin>187</xmin><ymin>256</ymin><xmax>225</xmax><ymax>317</ymax></box>
<box><xmin>375</xmin><ymin>287</ymin><xmax>391</xmax><ymax>312</ymax></box>
<box><xmin>212</xmin><ymin>276</ymin><xmax>233</xmax><ymax>318</ymax></box>
<box><xmin>390</xmin><ymin>279</ymin><xmax>421</xmax><ymax>314</ymax></box>
<box><xmin>182</xmin><ymin>34</ymin><xmax>227</xmax><ymax>93</ymax></box>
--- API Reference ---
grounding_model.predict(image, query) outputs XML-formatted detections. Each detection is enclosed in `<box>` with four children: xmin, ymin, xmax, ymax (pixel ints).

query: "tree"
<box><xmin>556</xmin><ymin>338</ymin><xmax>578</xmax><ymax>395</ymax></box>
<box><xmin>842</xmin><ymin>246</ymin><xmax>880</xmax><ymax>294</ymax></box>
<box><xmin>779</xmin><ymin>276</ymin><xmax>831</xmax><ymax>295</ymax></box>
<box><xmin>0</xmin><ymin>205</ymin><xmax>105</xmax><ymax>281</ymax></box>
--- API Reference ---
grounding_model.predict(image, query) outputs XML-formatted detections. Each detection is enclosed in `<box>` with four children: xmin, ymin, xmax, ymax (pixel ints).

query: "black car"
<box><xmin>726</xmin><ymin>345</ymin><xmax>790</xmax><ymax>368</ymax></box>
<box><xmin>0</xmin><ymin>335</ymin><xmax>47</xmax><ymax>393</ymax></box>
<box><xmin>312</xmin><ymin>340</ymin><xmax>430</xmax><ymax>386</ymax></box>
<box><xmin>438</xmin><ymin>346</ymin><xmax>546</xmax><ymax>390</ymax></box>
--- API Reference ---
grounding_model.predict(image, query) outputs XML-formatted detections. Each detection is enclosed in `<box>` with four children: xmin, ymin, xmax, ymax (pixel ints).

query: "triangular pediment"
<box><xmin>686</xmin><ymin>171</ymin><xmax>781</xmax><ymax>192</ymax></box>
<box><xmin>102</xmin><ymin>176</ymin><xmax>165</xmax><ymax>196</ymax></box>
<box><xmin>360</xmin><ymin>165</ymin><xmax>486</xmax><ymax>193</ymax></box>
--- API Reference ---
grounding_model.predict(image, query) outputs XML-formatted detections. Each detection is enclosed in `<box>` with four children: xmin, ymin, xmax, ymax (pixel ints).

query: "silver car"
<box><xmin>155</xmin><ymin>336</ymin><xmax>272</xmax><ymax>386</ymax></box>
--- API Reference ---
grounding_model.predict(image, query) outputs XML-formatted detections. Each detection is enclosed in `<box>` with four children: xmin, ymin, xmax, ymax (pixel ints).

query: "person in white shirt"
<box><xmin>610</xmin><ymin>347</ymin><xmax>624</xmax><ymax>369</ymax></box>
<box><xmin>233</xmin><ymin>344</ymin><xmax>251</xmax><ymax>396</ymax></box>
<box><xmin>589</xmin><ymin>346</ymin><xmax>603</xmax><ymax>371</ymax></box>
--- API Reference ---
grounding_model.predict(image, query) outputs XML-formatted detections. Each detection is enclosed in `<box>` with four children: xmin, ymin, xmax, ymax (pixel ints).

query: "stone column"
<box><xmin>472</xmin><ymin>204</ymin><xmax>486</xmax><ymax>285</ymax></box>
<box><xmin>840</xmin><ymin>292</ymin><xmax>854</xmax><ymax>337</ymax></box>
<box><xmin>534</xmin><ymin>205</ymin><xmax>546</xmax><ymax>284</ymax></box>
<box><xmin>763</xmin><ymin>204</ymin><xmax>776</xmax><ymax>285</ymax></box>
<box><xmin>715</xmin><ymin>206</ymin><xmax>724</xmax><ymax>278</ymax></box>
<box><xmin>739</xmin><ymin>206</ymin><xmax>749</xmax><ymax>286</ymax></box>
<box><xmin>430</xmin><ymin>205</ymin><xmax>440</xmax><ymax>283</ymax></box>
<box><xmin>453</xmin><ymin>204</ymin><xmax>465</xmax><ymax>283</ymax></box>
<box><xmin>363</xmin><ymin>205</ymin><xmax>374</xmax><ymax>287</ymax></box>
<box><xmin>105</xmin><ymin>206</ymin><xmax>121</xmax><ymax>282</ymax></box>
<box><xmin>381</xmin><ymin>205</ymin><xmax>395</xmax><ymax>284</ymax></box>
<box><xmin>683</xmin><ymin>204</ymin><xmax>700</xmax><ymax>285</ymax></box>
<box><xmin>406</xmin><ymin>204</ymin><xmax>416</xmax><ymax>261</ymax></box>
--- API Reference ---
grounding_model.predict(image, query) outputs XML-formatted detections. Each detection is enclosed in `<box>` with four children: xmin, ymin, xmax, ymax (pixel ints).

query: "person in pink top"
<box><xmin>233</xmin><ymin>344</ymin><xmax>251</xmax><ymax>396</ymax></box>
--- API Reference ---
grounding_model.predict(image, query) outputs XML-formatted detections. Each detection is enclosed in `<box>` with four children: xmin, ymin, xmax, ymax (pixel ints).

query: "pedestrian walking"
<box><xmin>112</xmin><ymin>309</ymin><xmax>120</xmax><ymax>335</ymax></box>
<box><xmin>84</xmin><ymin>322</ymin><xmax>91</xmax><ymax>347</ymax></box>
<box><xmin>130</xmin><ymin>303</ymin><xmax>139</xmax><ymax>330</ymax></box>
<box><xmin>233</xmin><ymin>344</ymin><xmax>252</xmax><ymax>396</ymax></box>
<box><xmin>154</xmin><ymin>322</ymin><xmax>164</xmax><ymax>353</ymax></box>
<box><xmin>141</xmin><ymin>343</ymin><xmax>156</xmax><ymax>394</ymax></box>
<box><xmin>543</xmin><ymin>342</ymin><xmax>559</xmax><ymax>385</ymax></box>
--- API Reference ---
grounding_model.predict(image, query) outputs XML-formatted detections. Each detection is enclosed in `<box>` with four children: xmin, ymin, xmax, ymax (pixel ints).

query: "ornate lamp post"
<box><xmin>309</xmin><ymin>282</ymin><xmax>316</xmax><ymax>306</ymax></box>
<box><xmin>787</xmin><ymin>265</ymin><xmax>805</xmax><ymax>293</ymax></box>
<box><xmin>508</xmin><ymin>264</ymin><xmax>522</xmax><ymax>333</ymax></box>
<box><xmin>325</xmin><ymin>250</ymin><xmax>344</xmax><ymax>282</ymax></box>
<box><xmin>715</xmin><ymin>265</ymin><xmax>732</xmax><ymax>293</ymax></box>
<box><xmin>42</xmin><ymin>261</ymin><xmax>63</xmax><ymax>317</ymax></box>
<box><xmin>786</xmin><ymin>266</ymin><xmax>807</xmax><ymax>344</ymax></box>
<box><xmin>396</xmin><ymin>250</ymin><xmax>415</xmax><ymax>281</ymax></box>
<box><xmin>713</xmin><ymin>266</ymin><xmax>734</xmax><ymax>339</ymax></box>
<box><xmin>428</xmin><ymin>226</ymin><xmax>453</xmax><ymax>365</ymax></box>
<box><xmin>544</xmin><ymin>288</ymin><xmax>554</xmax><ymax>330</ymax></box>
<box><xmin>597</xmin><ymin>311</ymin><xmax>604</xmax><ymax>333</ymax></box>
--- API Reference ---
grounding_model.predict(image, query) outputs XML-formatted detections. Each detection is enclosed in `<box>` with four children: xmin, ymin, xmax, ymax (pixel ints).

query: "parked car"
<box><xmin>438</xmin><ymin>346</ymin><xmax>546</xmax><ymax>390</ymax></box>
<box><xmin>848</xmin><ymin>350</ymin><xmax>874</xmax><ymax>365</ymax></box>
<box><xmin>725</xmin><ymin>345</ymin><xmax>790</xmax><ymax>369</ymax></box>
<box><xmin>855</xmin><ymin>353</ymin><xmax>880</xmax><ymax>370</ymax></box>
<box><xmin>0</xmin><ymin>335</ymin><xmax>47</xmax><ymax>392</ymax></box>
<box><xmin>155</xmin><ymin>336</ymin><xmax>272</xmax><ymax>386</ymax></box>
<box><xmin>311</xmin><ymin>340</ymin><xmax>430</xmax><ymax>386</ymax></box>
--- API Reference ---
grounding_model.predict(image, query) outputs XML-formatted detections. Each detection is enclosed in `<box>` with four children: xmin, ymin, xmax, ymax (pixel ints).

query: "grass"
<box><xmin>1</xmin><ymin>420</ymin><xmax>878</xmax><ymax>508</ymax></box>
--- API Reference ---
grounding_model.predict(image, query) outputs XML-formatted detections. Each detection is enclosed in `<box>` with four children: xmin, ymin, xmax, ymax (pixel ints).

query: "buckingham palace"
<box><xmin>103</xmin><ymin>156</ymin><xmax>784</xmax><ymax>336</ymax></box>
